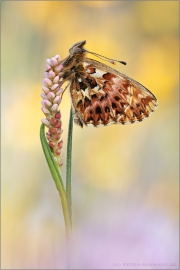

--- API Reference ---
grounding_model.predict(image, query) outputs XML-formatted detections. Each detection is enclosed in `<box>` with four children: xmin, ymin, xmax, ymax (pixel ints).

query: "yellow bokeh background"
<box><xmin>2</xmin><ymin>1</ymin><xmax>179</xmax><ymax>269</ymax></box>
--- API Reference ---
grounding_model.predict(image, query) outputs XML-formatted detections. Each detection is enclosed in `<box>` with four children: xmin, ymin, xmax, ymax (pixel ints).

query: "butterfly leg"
<box><xmin>71</xmin><ymin>105</ymin><xmax>84</xmax><ymax>128</ymax></box>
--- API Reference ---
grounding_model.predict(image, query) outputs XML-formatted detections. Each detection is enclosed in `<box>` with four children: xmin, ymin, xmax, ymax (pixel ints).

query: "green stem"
<box><xmin>40</xmin><ymin>112</ymin><xmax>74</xmax><ymax>268</ymax></box>
<box><xmin>40</xmin><ymin>124</ymin><xmax>72</xmax><ymax>238</ymax></box>
<box><xmin>66</xmin><ymin>107</ymin><xmax>73</xmax><ymax>226</ymax></box>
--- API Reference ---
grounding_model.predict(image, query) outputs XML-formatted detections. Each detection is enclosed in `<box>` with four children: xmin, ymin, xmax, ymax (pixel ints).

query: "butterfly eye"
<box><xmin>74</xmin><ymin>48</ymin><xmax>82</xmax><ymax>54</ymax></box>
<box><xmin>69</xmin><ymin>40</ymin><xmax>86</xmax><ymax>55</ymax></box>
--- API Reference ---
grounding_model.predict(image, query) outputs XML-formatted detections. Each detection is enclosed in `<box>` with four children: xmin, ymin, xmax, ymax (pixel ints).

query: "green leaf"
<box><xmin>40</xmin><ymin>124</ymin><xmax>65</xmax><ymax>194</ymax></box>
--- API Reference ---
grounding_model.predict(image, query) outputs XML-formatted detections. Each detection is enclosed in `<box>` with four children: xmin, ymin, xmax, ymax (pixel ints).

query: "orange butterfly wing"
<box><xmin>70</xmin><ymin>58</ymin><xmax>158</xmax><ymax>127</ymax></box>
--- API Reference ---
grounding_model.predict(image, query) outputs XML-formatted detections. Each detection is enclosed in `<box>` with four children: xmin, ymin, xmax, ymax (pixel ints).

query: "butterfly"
<box><xmin>59</xmin><ymin>40</ymin><xmax>158</xmax><ymax>127</ymax></box>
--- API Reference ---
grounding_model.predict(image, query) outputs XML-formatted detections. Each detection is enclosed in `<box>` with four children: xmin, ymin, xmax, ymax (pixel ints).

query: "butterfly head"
<box><xmin>69</xmin><ymin>40</ymin><xmax>86</xmax><ymax>55</ymax></box>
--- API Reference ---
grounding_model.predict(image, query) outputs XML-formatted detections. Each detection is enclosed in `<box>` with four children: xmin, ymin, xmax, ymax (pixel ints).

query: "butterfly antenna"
<box><xmin>83</xmin><ymin>49</ymin><xmax>126</xmax><ymax>65</ymax></box>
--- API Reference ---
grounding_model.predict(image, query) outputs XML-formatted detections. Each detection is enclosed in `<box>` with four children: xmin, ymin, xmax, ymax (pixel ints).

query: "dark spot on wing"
<box><xmin>114</xmin><ymin>96</ymin><xmax>120</xmax><ymax>101</ymax></box>
<box><xmin>103</xmin><ymin>72</ymin><xmax>116</xmax><ymax>80</ymax></box>
<box><xmin>76</xmin><ymin>100</ymin><xmax>84</xmax><ymax>113</ymax></box>
<box><xmin>86</xmin><ymin>66</ymin><xmax>96</xmax><ymax>74</ymax></box>
<box><xmin>85</xmin><ymin>77</ymin><xmax>97</xmax><ymax>88</ymax></box>
<box><xmin>95</xmin><ymin>106</ymin><xmax>102</xmax><ymax>114</ymax></box>
<box><xmin>84</xmin><ymin>96</ymin><xmax>91</xmax><ymax>107</ymax></box>
<box><xmin>91</xmin><ymin>94</ymin><xmax>97</xmax><ymax>99</ymax></box>
<box><xmin>105</xmin><ymin>106</ymin><xmax>110</xmax><ymax>112</ymax></box>
<box><xmin>79</xmin><ymin>81</ymin><xmax>87</xmax><ymax>91</ymax></box>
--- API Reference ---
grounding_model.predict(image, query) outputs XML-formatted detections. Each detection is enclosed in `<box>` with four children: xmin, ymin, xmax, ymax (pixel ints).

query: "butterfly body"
<box><xmin>59</xmin><ymin>41</ymin><xmax>158</xmax><ymax>127</ymax></box>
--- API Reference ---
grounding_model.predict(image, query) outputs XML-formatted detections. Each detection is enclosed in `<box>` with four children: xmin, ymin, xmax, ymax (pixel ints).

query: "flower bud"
<box><xmin>53</xmin><ymin>96</ymin><xmax>61</xmax><ymax>104</ymax></box>
<box><xmin>51</xmin><ymin>84</ymin><xmax>59</xmax><ymax>91</ymax></box>
<box><xmin>49</xmin><ymin>127</ymin><xmax>57</xmax><ymax>135</ymax></box>
<box><xmin>49</xmin><ymin>141</ymin><xmax>56</xmax><ymax>148</ymax></box>
<box><xmin>44</xmin><ymin>100</ymin><xmax>52</xmax><ymax>108</ymax></box>
<box><xmin>43</xmin><ymin>78</ymin><xmax>53</xmax><ymax>87</ymax></box>
<box><xmin>51</xmin><ymin>104</ymin><xmax>59</xmax><ymax>112</ymax></box>
<box><xmin>42</xmin><ymin>86</ymin><xmax>49</xmax><ymax>94</ymax></box>
<box><xmin>53</xmin><ymin>75</ymin><xmax>60</xmax><ymax>84</ymax></box>
<box><xmin>48</xmin><ymin>70</ymin><xmax>56</xmax><ymax>79</ymax></box>
<box><xmin>41</xmin><ymin>118</ymin><xmax>50</xmax><ymax>127</ymax></box>
<box><xmin>50</xmin><ymin>57</ymin><xmax>58</xmax><ymax>67</ymax></box>
<box><xmin>47</xmin><ymin>92</ymin><xmax>55</xmax><ymax>101</ymax></box>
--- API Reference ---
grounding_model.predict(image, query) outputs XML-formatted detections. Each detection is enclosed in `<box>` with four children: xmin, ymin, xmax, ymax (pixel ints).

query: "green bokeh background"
<box><xmin>2</xmin><ymin>1</ymin><xmax>179</xmax><ymax>269</ymax></box>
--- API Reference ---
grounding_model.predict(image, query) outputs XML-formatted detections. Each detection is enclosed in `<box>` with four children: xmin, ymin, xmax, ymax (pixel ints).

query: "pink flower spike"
<box><xmin>41</xmin><ymin>53</ymin><xmax>64</xmax><ymax>167</ymax></box>
<box><xmin>51</xmin><ymin>104</ymin><xmax>59</xmax><ymax>112</ymax></box>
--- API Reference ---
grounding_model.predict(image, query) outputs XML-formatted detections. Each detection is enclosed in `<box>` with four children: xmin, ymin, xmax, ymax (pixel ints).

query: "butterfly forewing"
<box><xmin>61</xmin><ymin>41</ymin><xmax>158</xmax><ymax>127</ymax></box>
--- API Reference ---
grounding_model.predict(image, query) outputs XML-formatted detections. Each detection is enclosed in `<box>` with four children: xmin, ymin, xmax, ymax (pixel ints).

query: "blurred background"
<box><xmin>1</xmin><ymin>1</ymin><xmax>179</xmax><ymax>269</ymax></box>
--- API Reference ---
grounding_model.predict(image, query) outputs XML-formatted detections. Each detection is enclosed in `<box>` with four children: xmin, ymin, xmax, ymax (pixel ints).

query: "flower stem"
<box><xmin>66</xmin><ymin>107</ymin><xmax>73</xmax><ymax>226</ymax></box>
<box><xmin>65</xmin><ymin>107</ymin><xmax>74</xmax><ymax>269</ymax></box>
<box><xmin>40</xmin><ymin>106</ymin><xmax>74</xmax><ymax>269</ymax></box>
<box><xmin>40</xmin><ymin>123</ymin><xmax>72</xmax><ymax>245</ymax></box>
